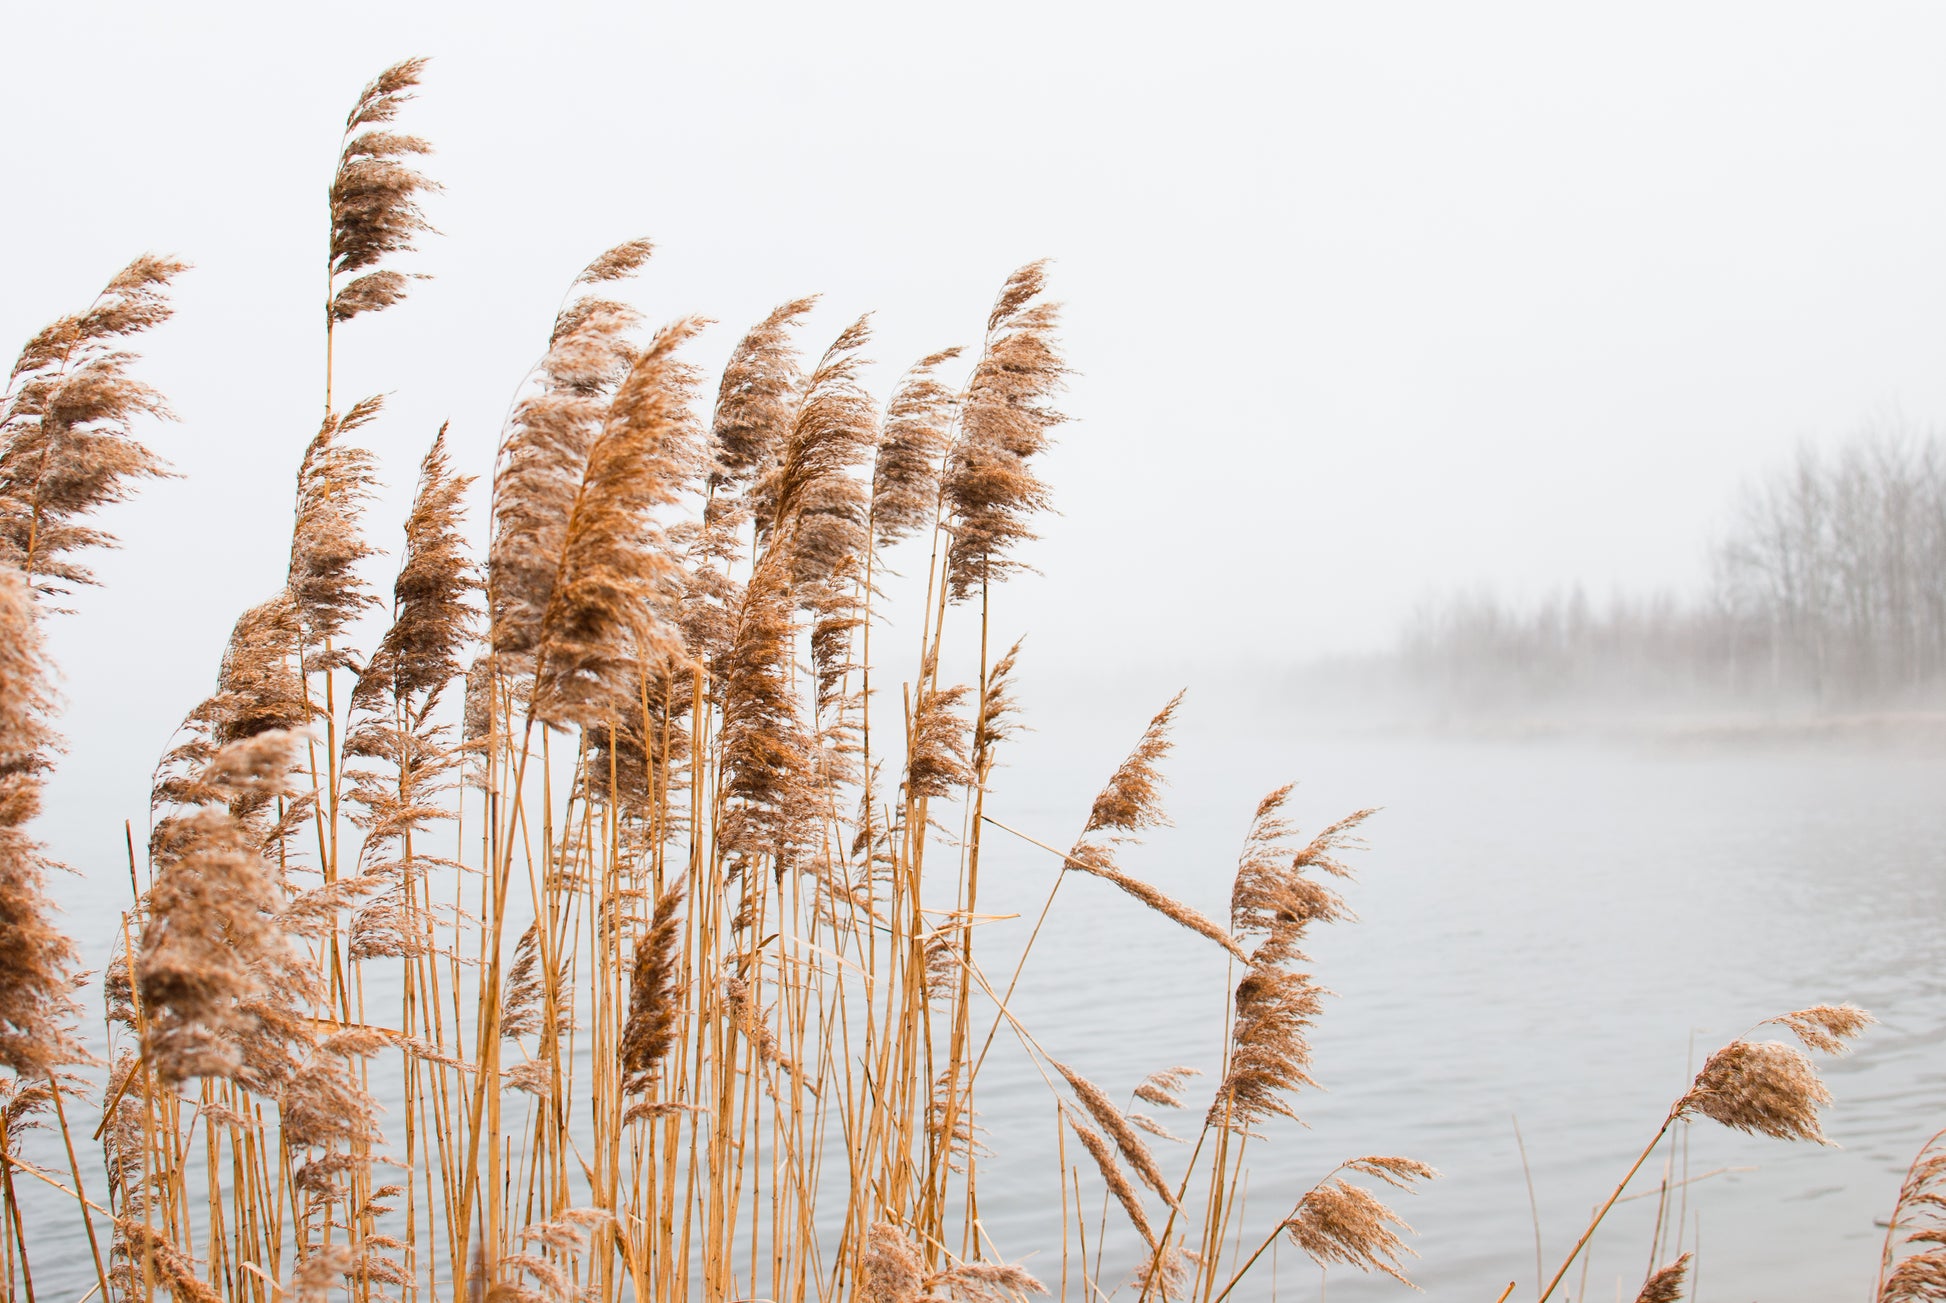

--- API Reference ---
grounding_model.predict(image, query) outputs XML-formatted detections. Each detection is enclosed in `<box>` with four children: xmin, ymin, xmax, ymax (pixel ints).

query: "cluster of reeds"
<box><xmin>0</xmin><ymin>57</ymin><xmax>1929</xmax><ymax>1303</ymax></box>
<box><xmin>0</xmin><ymin>59</ymin><xmax>1441</xmax><ymax>1303</ymax></box>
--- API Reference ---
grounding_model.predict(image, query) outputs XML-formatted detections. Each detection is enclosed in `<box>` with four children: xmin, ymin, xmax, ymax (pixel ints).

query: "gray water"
<box><xmin>18</xmin><ymin>703</ymin><xmax>1946</xmax><ymax>1302</ymax></box>
<box><xmin>967</xmin><ymin>703</ymin><xmax>1946</xmax><ymax>1302</ymax></box>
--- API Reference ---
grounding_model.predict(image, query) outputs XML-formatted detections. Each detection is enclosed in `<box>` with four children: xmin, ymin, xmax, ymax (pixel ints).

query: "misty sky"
<box><xmin>9</xmin><ymin>2</ymin><xmax>1946</xmax><ymax>750</ymax></box>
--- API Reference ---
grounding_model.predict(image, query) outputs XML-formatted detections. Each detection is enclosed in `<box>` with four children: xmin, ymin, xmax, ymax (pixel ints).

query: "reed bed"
<box><xmin>0</xmin><ymin>59</ymin><xmax>1931</xmax><ymax>1303</ymax></box>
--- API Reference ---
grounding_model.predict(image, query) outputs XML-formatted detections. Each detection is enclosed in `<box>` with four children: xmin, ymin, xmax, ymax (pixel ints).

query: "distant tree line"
<box><xmin>1402</xmin><ymin>428</ymin><xmax>1946</xmax><ymax>708</ymax></box>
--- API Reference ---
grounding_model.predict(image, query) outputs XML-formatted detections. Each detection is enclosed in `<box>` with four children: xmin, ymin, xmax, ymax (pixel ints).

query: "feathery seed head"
<box><xmin>1635</xmin><ymin>1254</ymin><xmax>1692</xmax><ymax>1303</ymax></box>
<box><xmin>289</xmin><ymin>400</ymin><xmax>383</xmax><ymax>658</ymax></box>
<box><xmin>622</xmin><ymin>884</ymin><xmax>684</xmax><ymax>1092</ymax></box>
<box><xmin>577</xmin><ymin>239</ymin><xmax>656</xmax><ymax>284</ymax></box>
<box><xmin>972</xmin><ymin>637</ymin><xmax>1026</xmax><ymax>777</ymax></box>
<box><xmin>0</xmin><ymin>256</ymin><xmax>185</xmax><ymax>599</ymax></box>
<box><xmin>942</xmin><ymin>261</ymin><xmax>1066</xmax><ymax>599</ymax></box>
<box><xmin>906</xmin><ymin>659</ymin><xmax>973</xmax><ymax>801</ymax></box>
<box><xmin>1678</xmin><ymin>1038</ymin><xmax>1834</xmax><ymax>1143</ymax></box>
<box><xmin>1084</xmin><ymin>690</ymin><xmax>1183</xmax><ymax>836</ymax></box>
<box><xmin>1069</xmin><ymin>1114</ymin><xmax>1157</xmax><ymax>1248</ymax></box>
<box><xmin>1133</xmin><ymin>1065</ymin><xmax>1202</xmax><ymax>1110</ymax></box>
<box><xmin>872</xmin><ymin>346</ymin><xmax>962</xmax><ymax>547</ymax></box>
<box><xmin>923</xmin><ymin>1261</ymin><xmax>1049</xmax><ymax>1301</ymax></box>
<box><xmin>1283</xmin><ymin>1169</ymin><xmax>1429</xmax><ymax>1288</ymax></box>
<box><xmin>138</xmin><ymin>732</ymin><xmax>308</xmax><ymax>1085</ymax></box>
<box><xmin>0</xmin><ymin>566</ymin><xmax>78</xmax><ymax>1074</ymax></box>
<box><xmin>859</xmin><ymin>1222</ymin><xmax>924</xmax><ymax>1303</ymax></box>
<box><xmin>1768</xmin><ymin>1003</ymin><xmax>1875</xmax><ymax>1056</ymax></box>
<box><xmin>1065</xmin><ymin>839</ymin><xmax>1245</xmax><ymax>960</ymax></box>
<box><xmin>710</xmin><ymin>297</ymin><xmax>818</xmax><ymax>498</ymax></box>
<box><xmin>330</xmin><ymin>59</ymin><xmax>439</xmax><ymax>321</ymax></box>
<box><xmin>353</xmin><ymin>426</ymin><xmax>478</xmax><ymax>719</ymax></box>
<box><xmin>1056</xmin><ymin>1061</ymin><xmax>1182</xmax><ymax>1212</ymax></box>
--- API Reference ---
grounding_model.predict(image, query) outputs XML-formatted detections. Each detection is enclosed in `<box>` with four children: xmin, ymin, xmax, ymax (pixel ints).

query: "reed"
<box><xmin>0</xmin><ymin>58</ymin><xmax>1924</xmax><ymax>1303</ymax></box>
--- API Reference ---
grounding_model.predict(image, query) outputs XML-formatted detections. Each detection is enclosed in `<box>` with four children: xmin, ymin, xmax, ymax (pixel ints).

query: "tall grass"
<box><xmin>0</xmin><ymin>59</ymin><xmax>1928</xmax><ymax>1303</ymax></box>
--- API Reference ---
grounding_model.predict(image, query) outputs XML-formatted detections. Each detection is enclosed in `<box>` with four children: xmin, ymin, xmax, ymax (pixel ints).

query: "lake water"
<box><xmin>965</xmin><ymin>698</ymin><xmax>1946</xmax><ymax>1303</ymax></box>
<box><xmin>19</xmin><ymin>695</ymin><xmax>1946</xmax><ymax>1302</ymax></box>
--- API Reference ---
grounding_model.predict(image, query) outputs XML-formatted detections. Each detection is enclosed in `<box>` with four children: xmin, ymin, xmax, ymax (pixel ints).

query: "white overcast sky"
<box><xmin>8</xmin><ymin>2</ymin><xmax>1946</xmax><ymax>760</ymax></box>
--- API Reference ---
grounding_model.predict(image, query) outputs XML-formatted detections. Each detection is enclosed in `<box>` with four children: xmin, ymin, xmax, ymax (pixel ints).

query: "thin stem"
<box><xmin>1535</xmin><ymin>1111</ymin><xmax>1680</xmax><ymax>1303</ymax></box>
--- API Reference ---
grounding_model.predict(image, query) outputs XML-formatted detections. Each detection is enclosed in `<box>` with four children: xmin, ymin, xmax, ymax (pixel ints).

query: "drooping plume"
<box><xmin>0</xmin><ymin>566</ymin><xmax>79</xmax><ymax>1074</ymax></box>
<box><xmin>621</xmin><ymin>885</ymin><xmax>685</xmax><ymax>1094</ymax></box>
<box><xmin>763</xmin><ymin>314</ymin><xmax>876</xmax><ymax>584</ymax></box>
<box><xmin>1281</xmin><ymin>1159</ymin><xmax>1436</xmax><ymax>1287</ymax></box>
<box><xmin>353</xmin><ymin>424</ymin><xmax>477</xmax><ymax>714</ymax></box>
<box><xmin>1677</xmin><ymin>1039</ymin><xmax>1834</xmax><ymax>1143</ymax></box>
<box><xmin>1059</xmin><ymin>691</ymin><xmax>1240</xmax><ymax>957</ymax></box>
<box><xmin>138</xmin><ymin>731</ymin><xmax>307</xmax><ymax>1086</ymax></box>
<box><xmin>1055</xmin><ymin>1061</ymin><xmax>1181</xmax><ymax>1211</ymax></box>
<box><xmin>329</xmin><ymin>58</ymin><xmax>439</xmax><ymax>324</ymax></box>
<box><xmin>1068</xmin><ymin>1114</ymin><xmax>1156</xmax><ymax>1249</ymax></box>
<box><xmin>872</xmin><ymin>348</ymin><xmax>962</xmax><ymax>548</ymax></box>
<box><xmin>1083</xmin><ymin>690</ymin><xmax>1183</xmax><ymax>837</ymax></box>
<box><xmin>942</xmin><ymin>261</ymin><xmax>1066</xmax><ymax>600</ymax></box>
<box><xmin>905</xmin><ymin>654</ymin><xmax>973</xmax><ymax>801</ymax></box>
<box><xmin>489</xmin><ymin>245</ymin><xmax>693</xmax><ymax>727</ymax></box>
<box><xmin>1635</xmin><ymin>1255</ymin><xmax>1692</xmax><ymax>1303</ymax></box>
<box><xmin>529</xmin><ymin>317</ymin><xmax>705</xmax><ymax>727</ymax></box>
<box><xmin>290</xmin><ymin>396</ymin><xmax>383</xmax><ymax>668</ymax></box>
<box><xmin>1674</xmin><ymin>1003</ymin><xmax>1872</xmax><ymax>1145</ymax></box>
<box><xmin>709</xmin><ymin>297</ymin><xmax>817</xmax><ymax>505</ymax></box>
<box><xmin>1210</xmin><ymin>792</ymin><xmax>1373</xmax><ymax>1130</ymax></box>
<box><xmin>0</xmin><ymin>255</ymin><xmax>186</xmax><ymax>601</ymax></box>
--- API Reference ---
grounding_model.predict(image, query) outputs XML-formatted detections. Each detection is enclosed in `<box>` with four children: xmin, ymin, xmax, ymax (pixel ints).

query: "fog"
<box><xmin>13</xmin><ymin>5</ymin><xmax>1946</xmax><ymax>681</ymax></box>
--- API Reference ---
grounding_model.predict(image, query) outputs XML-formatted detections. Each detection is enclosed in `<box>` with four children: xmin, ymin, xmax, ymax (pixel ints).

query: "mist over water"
<box><xmin>21</xmin><ymin>666</ymin><xmax>1945</xmax><ymax>1302</ymax></box>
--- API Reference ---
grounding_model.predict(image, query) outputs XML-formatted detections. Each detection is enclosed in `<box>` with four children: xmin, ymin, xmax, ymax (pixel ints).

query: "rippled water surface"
<box><xmin>963</xmin><ymin>706</ymin><xmax>1946</xmax><ymax>1302</ymax></box>
<box><xmin>25</xmin><ymin>700</ymin><xmax>1946</xmax><ymax>1302</ymax></box>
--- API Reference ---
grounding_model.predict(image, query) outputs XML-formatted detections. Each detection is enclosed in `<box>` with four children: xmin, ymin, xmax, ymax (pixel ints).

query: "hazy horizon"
<box><xmin>13</xmin><ymin>5</ymin><xmax>1946</xmax><ymax>658</ymax></box>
